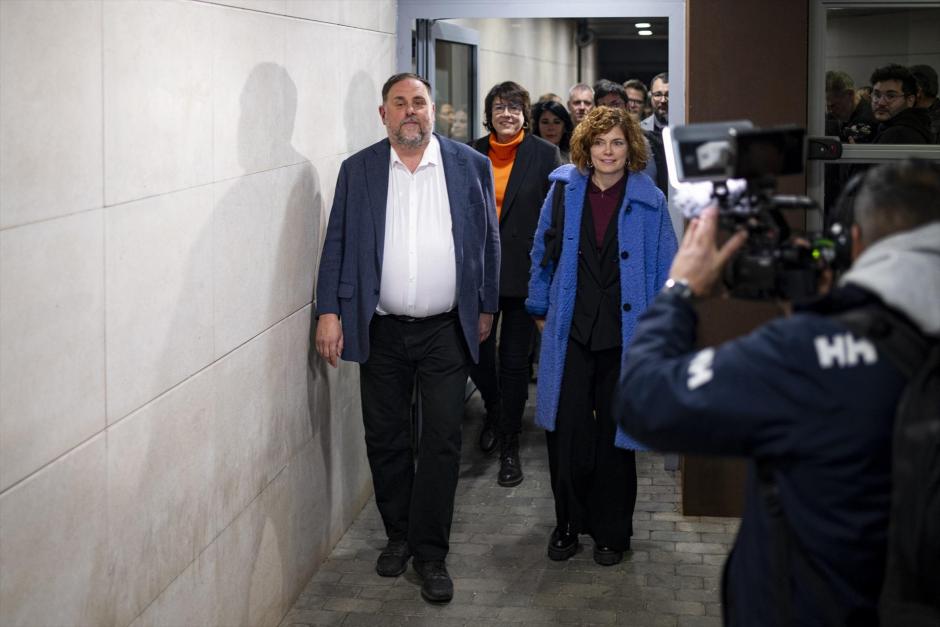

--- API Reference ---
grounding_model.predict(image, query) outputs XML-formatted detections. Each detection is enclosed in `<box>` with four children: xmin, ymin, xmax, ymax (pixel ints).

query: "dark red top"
<box><xmin>586</xmin><ymin>173</ymin><xmax>627</xmax><ymax>248</ymax></box>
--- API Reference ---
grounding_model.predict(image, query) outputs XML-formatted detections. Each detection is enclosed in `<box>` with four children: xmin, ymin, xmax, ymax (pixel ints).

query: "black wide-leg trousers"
<box><xmin>359</xmin><ymin>313</ymin><xmax>469</xmax><ymax>561</ymax></box>
<box><xmin>545</xmin><ymin>339</ymin><xmax>637</xmax><ymax>551</ymax></box>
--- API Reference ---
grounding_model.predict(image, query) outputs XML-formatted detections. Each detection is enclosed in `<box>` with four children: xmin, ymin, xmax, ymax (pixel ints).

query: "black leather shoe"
<box><xmin>478</xmin><ymin>405</ymin><xmax>498</xmax><ymax>453</ymax></box>
<box><xmin>547</xmin><ymin>525</ymin><xmax>578</xmax><ymax>561</ymax></box>
<box><xmin>413</xmin><ymin>559</ymin><xmax>453</xmax><ymax>603</ymax></box>
<box><xmin>375</xmin><ymin>539</ymin><xmax>411</xmax><ymax>577</ymax></box>
<box><xmin>593</xmin><ymin>545</ymin><xmax>624</xmax><ymax>566</ymax></box>
<box><xmin>497</xmin><ymin>434</ymin><xmax>523</xmax><ymax>487</ymax></box>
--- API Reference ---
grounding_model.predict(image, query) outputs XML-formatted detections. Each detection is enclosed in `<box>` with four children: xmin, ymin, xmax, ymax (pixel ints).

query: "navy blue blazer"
<box><xmin>315</xmin><ymin>134</ymin><xmax>500</xmax><ymax>364</ymax></box>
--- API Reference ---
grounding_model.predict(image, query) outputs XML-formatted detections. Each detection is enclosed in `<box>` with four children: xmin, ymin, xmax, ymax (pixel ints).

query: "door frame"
<box><xmin>397</xmin><ymin>0</ymin><xmax>688</xmax><ymax>130</ymax></box>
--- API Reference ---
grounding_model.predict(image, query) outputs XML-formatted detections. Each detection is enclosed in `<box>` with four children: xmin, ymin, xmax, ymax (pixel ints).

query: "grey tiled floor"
<box><xmin>280</xmin><ymin>387</ymin><xmax>737</xmax><ymax>626</ymax></box>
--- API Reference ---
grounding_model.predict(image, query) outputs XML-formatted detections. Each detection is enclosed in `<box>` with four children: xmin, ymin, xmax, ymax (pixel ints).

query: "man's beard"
<box><xmin>394</xmin><ymin>119</ymin><xmax>430</xmax><ymax>148</ymax></box>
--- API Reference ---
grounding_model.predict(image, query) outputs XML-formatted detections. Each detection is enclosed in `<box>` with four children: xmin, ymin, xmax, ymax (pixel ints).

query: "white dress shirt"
<box><xmin>378</xmin><ymin>135</ymin><xmax>457</xmax><ymax>317</ymax></box>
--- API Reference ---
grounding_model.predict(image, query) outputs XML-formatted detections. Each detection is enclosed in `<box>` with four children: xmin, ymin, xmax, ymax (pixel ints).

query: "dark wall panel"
<box><xmin>687</xmin><ymin>0</ymin><xmax>808</xmax><ymax>129</ymax></box>
<box><xmin>680</xmin><ymin>2</ymin><xmax>809</xmax><ymax>517</ymax></box>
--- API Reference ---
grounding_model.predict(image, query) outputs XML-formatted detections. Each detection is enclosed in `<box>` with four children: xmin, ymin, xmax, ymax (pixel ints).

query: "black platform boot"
<box><xmin>497</xmin><ymin>433</ymin><xmax>523</xmax><ymax>487</ymax></box>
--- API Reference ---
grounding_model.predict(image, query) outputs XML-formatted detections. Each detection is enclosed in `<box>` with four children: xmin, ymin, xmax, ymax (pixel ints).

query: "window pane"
<box><xmin>824</xmin><ymin>7</ymin><xmax>940</xmax><ymax>146</ymax></box>
<box><xmin>435</xmin><ymin>40</ymin><xmax>473</xmax><ymax>142</ymax></box>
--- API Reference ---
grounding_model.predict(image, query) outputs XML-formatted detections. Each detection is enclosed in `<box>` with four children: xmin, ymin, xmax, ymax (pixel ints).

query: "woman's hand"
<box><xmin>533</xmin><ymin>316</ymin><xmax>546</xmax><ymax>333</ymax></box>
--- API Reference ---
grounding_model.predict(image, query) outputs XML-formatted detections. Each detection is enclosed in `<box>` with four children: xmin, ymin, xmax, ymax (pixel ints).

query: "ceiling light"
<box><xmin>638</xmin><ymin>30</ymin><xmax>653</xmax><ymax>36</ymax></box>
<box><xmin>635</xmin><ymin>22</ymin><xmax>651</xmax><ymax>28</ymax></box>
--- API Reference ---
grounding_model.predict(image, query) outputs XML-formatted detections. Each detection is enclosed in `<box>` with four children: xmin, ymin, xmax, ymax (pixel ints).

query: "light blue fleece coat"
<box><xmin>525</xmin><ymin>164</ymin><xmax>677</xmax><ymax>450</ymax></box>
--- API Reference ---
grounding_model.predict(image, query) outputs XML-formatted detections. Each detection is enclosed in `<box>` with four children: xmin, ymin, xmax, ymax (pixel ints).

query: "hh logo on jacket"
<box><xmin>814</xmin><ymin>334</ymin><xmax>878</xmax><ymax>369</ymax></box>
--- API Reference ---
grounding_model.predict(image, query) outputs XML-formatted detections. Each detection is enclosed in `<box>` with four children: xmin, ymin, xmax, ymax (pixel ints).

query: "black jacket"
<box><xmin>473</xmin><ymin>133</ymin><xmax>562</xmax><ymax>298</ymax></box>
<box><xmin>873</xmin><ymin>107</ymin><xmax>932</xmax><ymax>144</ymax></box>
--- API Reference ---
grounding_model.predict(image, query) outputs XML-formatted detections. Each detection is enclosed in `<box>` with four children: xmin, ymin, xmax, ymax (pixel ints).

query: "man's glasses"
<box><xmin>627</xmin><ymin>98</ymin><xmax>644</xmax><ymax>106</ymax></box>
<box><xmin>871</xmin><ymin>90</ymin><xmax>906</xmax><ymax>103</ymax></box>
<box><xmin>651</xmin><ymin>91</ymin><xmax>669</xmax><ymax>101</ymax></box>
<box><xmin>492</xmin><ymin>103</ymin><xmax>523</xmax><ymax>115</ymax></box>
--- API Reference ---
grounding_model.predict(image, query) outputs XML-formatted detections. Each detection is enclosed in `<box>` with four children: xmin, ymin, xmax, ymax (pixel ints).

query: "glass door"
<box><xmin>807</xmin><ymin>0</ymin><xmax>940</xmax><ymax>228</ymax></box>
<box><xmin>414</xmin><ymin>20</ymin><xmax>479</xmax><ymax>142</ymax></box>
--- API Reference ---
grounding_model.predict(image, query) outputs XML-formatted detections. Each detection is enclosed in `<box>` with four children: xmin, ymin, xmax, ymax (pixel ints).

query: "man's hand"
<box><xmin>669</xmin><ymin>206</ymin><xmax>748</xmax><ymax>297</ymax></box>
<box><xmin>315</xmin><ymin>313</ymin><xmax>344</xmax><ymax>368</ymax></box>
<box><xmin>479</xmin><ymin>312</ymin><xmax>494</xmax><ymax>343</ymax></box>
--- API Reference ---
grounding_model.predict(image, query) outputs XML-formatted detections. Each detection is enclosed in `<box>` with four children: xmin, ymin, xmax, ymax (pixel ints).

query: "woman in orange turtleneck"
<box><xmin>469</xmin><ymin>82</ymin><xmax>562</xmax><ymax>487</ymax></box>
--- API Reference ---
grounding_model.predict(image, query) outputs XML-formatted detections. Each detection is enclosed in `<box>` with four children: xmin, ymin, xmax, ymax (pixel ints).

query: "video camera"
<box><xmin>663</xmin><ymin>121</ymin><xmax>830</xmax><ymax>301</ymax></box>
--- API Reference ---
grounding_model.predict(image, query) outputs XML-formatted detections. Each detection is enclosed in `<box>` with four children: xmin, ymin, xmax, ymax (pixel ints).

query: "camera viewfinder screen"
<box><xmin>678</xmin><ymin>140</ymin><xmax>731</xmax><ymax>181</ymax></box>
<box><xmin>733</xmin><ymin>128</ymin><xmax>805</xmax><ymax>179</ymax></box>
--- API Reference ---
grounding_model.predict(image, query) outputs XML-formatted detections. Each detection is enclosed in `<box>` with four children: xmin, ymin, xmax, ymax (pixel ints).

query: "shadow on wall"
<box><xmin>305</xmin><ymin>68</ymin><xmax>381</xmax><ymax>557</ymax></box>
<box><xmin>344</xmin><ymin>70</ymin><xmax>383</xmax><ymax>154</ymax></box>
<box><xmin>109</xmin><ymin>62</ymin><xmax>328</xmax><ymax>627</ymax></box>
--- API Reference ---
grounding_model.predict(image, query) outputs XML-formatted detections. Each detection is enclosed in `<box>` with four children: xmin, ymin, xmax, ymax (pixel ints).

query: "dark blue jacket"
<box><xmin>315</xmin><ymin>134</ymin><xmax>500</xmax><ymax>363</ymax></box>
<box><xmin>616</xmin><ymin>286</ymin><xmax>906</xmax><ymax>626</ymax></box>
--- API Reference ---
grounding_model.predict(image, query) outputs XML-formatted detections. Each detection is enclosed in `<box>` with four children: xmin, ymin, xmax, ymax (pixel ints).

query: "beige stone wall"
<box><xmin>0</xmin><ymin>1</ymin><xmax>394</xmax><ymax>625</ymax></box>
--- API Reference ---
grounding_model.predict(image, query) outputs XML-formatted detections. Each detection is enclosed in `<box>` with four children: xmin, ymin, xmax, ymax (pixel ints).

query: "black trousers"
<box><xmin>359</xmin><ymin>313</ymin><xmax>469</xmax><ymax>561</ymax></box>
<box><xmin>545</xmin><ymin>338</ymin><xmax>637</xmax><ymax>551</ymax></box>
<box><xmin>469</xmin><ymin>296</ymin><xmax>534</xmax><ymax>436</ymax></box>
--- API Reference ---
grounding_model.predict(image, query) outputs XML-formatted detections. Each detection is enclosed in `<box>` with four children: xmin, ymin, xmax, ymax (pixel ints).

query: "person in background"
<box><xmin>623</xmin><ymin>78</ymin><xmax>648</xmax><ymax>123</ymax></box>
<box><xmin>470</xmin><ymin>81</ymin><xmax>562</xmax><ymax>486</ymax></box>
<box><xmin>538</xmin><ymin>92</ymin><xmax>564</xmax><ymax>105</ymax></box>
<box><xmin>909</xmin><ymin>64</ymin><xmax>940</xmax><ymax>143</ymax></box>
<box><xmin>526</xmin><ymin>106</ymin><xmax>677</xmax><ymax>567</ymax></box>
<box><xmin>532</xmin><ymin>99</ymin><xmax>574</xmax><ymax>163</ymax></box>
<box><xmin>593</xmin><ymin>79</ymin><xmax>627</xmax><ymax>109</ymax></box>
<box><xmin>641</xmin><ymin>72</ymin><xmax>668</xmax><ymax>135</ymax></box>
<box><xmin>436</xmin><ymin>101</ymin><xmax>455</xmax><ymax>137</ymax></box>
<box><xmin>450</xmin><ymin>106</ymin><xmax>469</xmax><ymax>142</ymax></box>
<box><xmin>869</xmin><ymin>63</ymin><xmax>932</xmax><ymax>144</ymax></box>
<box><xmin>567</xmin><ymin>82</ymin><xmax>595</xmax><ymax>125</ymax></box>
<box><xmin>825</xmin><ymin>70</ymin><xmax>875</xmax><ymax>144</ymax></box>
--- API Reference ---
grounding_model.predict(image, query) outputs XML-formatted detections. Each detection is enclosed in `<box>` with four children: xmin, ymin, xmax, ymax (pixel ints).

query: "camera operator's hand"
<box><xmin>669</xmin><ymin>206</ymin><xmax>748</xmax><ymax>297</ymax></box>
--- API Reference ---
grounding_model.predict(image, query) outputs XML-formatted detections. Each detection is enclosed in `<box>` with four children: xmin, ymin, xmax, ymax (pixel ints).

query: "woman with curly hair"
<box><xmin>526</xmin><ymin>106</ymin><xmax>677</xmax><ymax>565</ymax></box>
<box><xmin>531</xmin><ymin>100</ymin><xmax>574</xmax><ymax>163</ymax></box>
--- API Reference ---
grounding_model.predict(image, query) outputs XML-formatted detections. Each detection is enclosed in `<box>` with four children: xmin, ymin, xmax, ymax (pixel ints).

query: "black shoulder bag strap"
<box><xmin>540</xmin><ymin>180</ymin><xmax>567</xmax><ymax>268</ymax></box>
<box><xmin>836</xmin><ymin>305</ymin><xmax>930</xmax><ymax>378</ymax></box>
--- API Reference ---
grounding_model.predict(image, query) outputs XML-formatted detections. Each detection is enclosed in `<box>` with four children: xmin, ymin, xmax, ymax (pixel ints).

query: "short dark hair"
<box><xmin>593</xmin><ymin>79</ymin><xmax>627</xmax><ymax>106</ymax></box>
<box><xmin>869</xmin><ymin>64</ymin><xmax>917</xmax><ymax>96</ymax></box>
<box><xmin>381</xmin><ymin>73</ymin><xmax>432</xmax><ymax>102</ymax></box>
<box><xmin>483</xmin><ymin>81</ymin><xmax>532</xmax><ymax>133</ymax></box>
<box><xmin>855</xmin><ymin>159</ymin><xmax>940</xmax><ymax>246</ymax></box>
<box><xmin>909</xmin><ymin>64</ymin><xmax>939</xmax><ymax>98</ymax></box>
<box><xmin>650</xmin><ymin>72</ymin><xmax>668</xmax><ymax>88</ymax></box>
<box><xmin>531</xmin><ymin>100</ymin><xmax>574</xmax><ymax>152</ymax></box>
<box><xmin>623</xmin><ymin>78</ymin><xmax>648</xmax><ymax>98</ymax></box>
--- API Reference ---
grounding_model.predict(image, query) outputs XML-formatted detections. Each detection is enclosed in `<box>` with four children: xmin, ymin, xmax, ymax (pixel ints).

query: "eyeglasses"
<box><xmin>492</xmin><ymin>103</ymin><xmax>523</xmax><ymax>115</ymax></box>
<box><xmin>871</xmin><ymin>90</ymin><xmax>907</xmax><ymax>103</ymax></box>
<box><xmin>651</xmin><ymin>91</ymin><xmax>669</xmax><ymax>100</ymax></box>
<box><xmin>627</xmin><ymin>98</ymin><xmax>644</xmax><ymax>106</ymax></box>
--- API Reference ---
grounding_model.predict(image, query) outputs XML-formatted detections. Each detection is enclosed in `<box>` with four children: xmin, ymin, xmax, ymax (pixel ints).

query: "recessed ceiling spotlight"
<box><xmin>635</xmin><ymin>22</ymin><xmax>651</xmax><ymax>28</ymax></box>
<box><xmin>638</xmin><ymin>30</ymin><xmax>653</xmax><ymax>36</ymax></box>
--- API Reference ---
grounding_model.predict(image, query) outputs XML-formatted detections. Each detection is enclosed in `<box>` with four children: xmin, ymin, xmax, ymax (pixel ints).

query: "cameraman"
<box><xmin>616</xmin><ymin>159</ymin><xmax>940</xmax><ymax>626</ymax></box>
